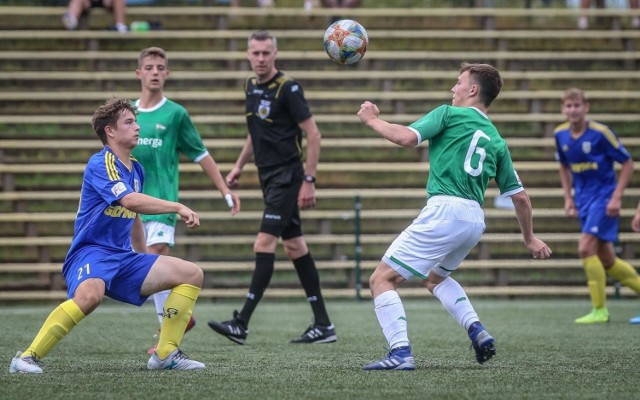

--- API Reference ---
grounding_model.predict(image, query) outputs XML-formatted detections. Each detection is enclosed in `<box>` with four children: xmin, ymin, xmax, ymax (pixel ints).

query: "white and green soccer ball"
<box><xmin>323</xmin><ymin>19</ymin><xmax>368</xmax><ymax>65</ymax></box>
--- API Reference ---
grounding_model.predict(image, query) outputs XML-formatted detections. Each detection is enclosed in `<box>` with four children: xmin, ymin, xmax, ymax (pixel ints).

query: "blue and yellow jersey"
<box><xmin>63</xmin><ymin>146</ymin><xmax>144</xmax><ymax>270</ymax></box>
<box><xmin>554</xmin><ymin>120</ymin><xmax>630</xmax><ymax>209</ymax></box>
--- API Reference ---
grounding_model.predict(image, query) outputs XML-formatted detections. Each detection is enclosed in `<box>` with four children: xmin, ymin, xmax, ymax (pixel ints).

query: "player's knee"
<box><xmin>424</xmin><ymin>272</ymin><xmax>446</xmax><ymax>293</ymax></box>
<box><xmin>368</xmin><ymin>270</ymin><xmax>386</xmax><ymax>291</ymax></box>
<box><xmin>423</xmin><ymin>280</ymin><xmax>437</xmax><ymax>293</ymax></box>
<box><xmin>73</xmin><ymin>290</ymin><xmax>104</xmax><ymax>315</ymax></box>
<box><xmin>182</xmin><ymin>262</ymin><xmax>203</xmax><ymax>287</ymax></box>
<box><xmin>283</xmin><ymin>238</ymin><xmax>308</xmax><ymax>259</ymax></box>
<box><xmin>284</xmin><ymin>245</ymin><xmax>306</xmax><ymax>260</ymax></box>
<box><xmin>578</xmin><ymin>247</ymin><xmax>594</xmax><ymax>259</ymax></box>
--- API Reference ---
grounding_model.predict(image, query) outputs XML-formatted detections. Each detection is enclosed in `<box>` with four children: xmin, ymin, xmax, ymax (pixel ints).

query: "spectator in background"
<box><xmin>305</xmin><ymin>0</ymin><xmax>361</xmax><ymax>23</ymax></box>
<box><xmin>62</xmin><ymin>0</ymin><xmax>128</xmax><ymax>33</ymax></box>
<box><xmin>229</xmin><ymin>0</ymin><xmax>274</xmax><ymax>7</ymax></box>
<box><xmin>578</xmin><ymin>0</ymin><xmax>640</xmax><ymax>29</ymax></box>
<box><xmin>304</xmin><ymin>0</ymin><xmax>361</xmax><ymax>11</ymax></box>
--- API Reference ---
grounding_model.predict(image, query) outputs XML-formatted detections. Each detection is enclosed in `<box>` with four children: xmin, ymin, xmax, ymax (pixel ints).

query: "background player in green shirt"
<box><xmin>357</xmin><ymin>63</ymin><xmax>552</xmax><ymax>370</ymax></box>
<box><xmin>132</xmin><ymin>47</ymin><xmax>240</xmax><ymax>353</ymax></box>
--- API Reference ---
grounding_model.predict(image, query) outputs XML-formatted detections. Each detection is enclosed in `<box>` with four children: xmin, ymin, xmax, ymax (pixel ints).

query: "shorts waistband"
<box><xmin>427</xmin><ymin>195</ymin><xmax>480</xmax><ymax>208</ymax></box>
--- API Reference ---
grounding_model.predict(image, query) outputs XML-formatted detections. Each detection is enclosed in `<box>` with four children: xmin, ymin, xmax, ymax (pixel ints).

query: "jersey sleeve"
<box><xmin>87</xmin><ymin>152</ymin><xmax>136</xmax><ymax>205</ymax></box>
<box><xmin>175</xmin><ymin>106</ymin><xmax>209</xmax><ymax>162</ymax></box>
<box><xmin>554</xmin><ymin>133</ymin><xmax>569</xmax><ymax>166</ymax></box>
<box><xmin>494</xmin><ymin>143</ymin><xmax>524</xmax><ymax>196</ymax></box>
<box><xmin>282</xmin><ymin>80</ymin><xmax>313</xmax><ymax>123</ymax></box>
<box><xmin>408</xmin><ymin>105</ymin><xmax>450</xmax><ymax>144</ymax></box>
<box><xmin>601</xmin><ymin>128</ymin><xmax>632</xmax><ymax>164</ymax></box>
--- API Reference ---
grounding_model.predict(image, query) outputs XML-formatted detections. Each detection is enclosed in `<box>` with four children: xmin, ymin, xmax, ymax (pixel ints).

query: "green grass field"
<box><xmin>2</xmin><ymin>298</ymin><xmax>639</xmax><ymax>400</ymax></box>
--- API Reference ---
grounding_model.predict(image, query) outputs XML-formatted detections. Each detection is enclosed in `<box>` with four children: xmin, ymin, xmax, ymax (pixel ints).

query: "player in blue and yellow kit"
<box><xmin>555</xmin><ymin>87</ymin><xmax>640</xmax><ymax>324</ymax></box>
<box><xmin>10</xmin><ymin>98</ymin><xmax>207</xmax><ymax>373</ymax></box>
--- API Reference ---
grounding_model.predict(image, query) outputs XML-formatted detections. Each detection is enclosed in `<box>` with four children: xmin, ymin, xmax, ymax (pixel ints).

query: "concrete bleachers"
<box><xmin>4</xmin><ymin>5</ymin><xmax>640</xmax><ymax>31</ymax></box>
<box><xmin>5</xmin><ymin>89</ymin><xmax>640</xmax><ymax>112</ymax></box>
<box><xmin>3</xmin><ymin>161</ymin><xmax>640</xmax><ymax>193</ymax></box>
<box><xmin>3</xmin><ymin>49</ymin><xmax>640</xmax><ymax>72</ymax></box>
<box><xmin>5</xmin><ymin>70</ymin><xmax>640</xmax><ymax>91</ymax></box>
<box><xmin>3</xmin><ymin>258</ymin><xmax>640</xmax><ymax>301</ymax></box>
<box><xmin>3</xmin><ymin>29</ymin><xmax>640</xmax><ymax>53</ymax></box>
<box><xmin>2</xmin><ymin>5</ymin><xmax>640</xmax><ymax>300</ymax></box>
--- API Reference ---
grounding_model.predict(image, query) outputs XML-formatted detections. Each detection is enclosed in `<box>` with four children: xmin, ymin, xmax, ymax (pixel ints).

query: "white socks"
<box><xmin>374</xmin><ymin>290</ymin><xmax>409</xmax><ymax>349</ymax></box>
<box><xmin>432</xmin><ymin>276</ymin><xmax>479</xmax><ymax>331</ymax></box>
<box><xmin>153</xmin><ymin>290</ymin><xmax>171</xmax><ymax>325</ymax></box>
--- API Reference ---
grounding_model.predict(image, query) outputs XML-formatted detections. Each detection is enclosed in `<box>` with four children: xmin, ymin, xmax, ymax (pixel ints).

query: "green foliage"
<box><xmin>2</xmin><ymin>299</ymin><xmax>639</xmax><ymax>400</ymax></box>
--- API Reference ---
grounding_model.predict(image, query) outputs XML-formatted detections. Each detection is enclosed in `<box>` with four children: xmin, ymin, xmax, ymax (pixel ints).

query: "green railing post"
<box><xmin>614</xmin><ymin>241</ymin><xmax>622</xmax><ymax>300</ymax></box>
<box><xmin>354</xmin><ymin>195</ymin><xmax>362</xmax><ymax>301</ymax></box>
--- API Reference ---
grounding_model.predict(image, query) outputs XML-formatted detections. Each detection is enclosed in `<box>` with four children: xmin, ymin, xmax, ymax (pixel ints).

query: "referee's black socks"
<box><xmin>293</xmin><ymin>252</ymin><xmax>331</xmax><ymax>327</ymax></box>
<box><xmin>239</xmin><ymin>252</ymin><xmax>275</xmax><ymax>324</ymax></box>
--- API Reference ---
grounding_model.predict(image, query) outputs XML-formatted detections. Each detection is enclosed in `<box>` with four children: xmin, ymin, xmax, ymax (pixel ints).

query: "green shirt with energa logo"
<box><xmin>408</xmin><ymin>105</ymin><xmax>523</xmax><ymax>205</ymax></box>
<box><xmin>131</xmin><ymin>97</ymin><xmax>208</xmax><ymax>226</ymax></box>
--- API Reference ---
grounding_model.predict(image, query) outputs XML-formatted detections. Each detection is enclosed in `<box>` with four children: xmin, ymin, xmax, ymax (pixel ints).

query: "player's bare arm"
<box><xmin>511</xmin><ymin>191</ymin><xmax>552</xmax><ymax>260</ymax></box>
<box><xmin>632</xmin><ymin>201</ymin><xmax>640</xmax><ymax>232</ymax></box>
<box><xmin>358</xmin><ymin>101</ymin><xmax>418</xmax><ymax>148</ymax></box>
<box><xmin>607</xmin><ymin>158</ymin><xmax>633</xmax><ymax>217</ymax></box>
<box><xmin>118</xmin><ymin>192</ymin><xmax>200</xmax><ymax>228</ymax></box>
<box><xmin>130</xmin><ymin>215</ymin><xmax>147</xmax><ymax>252</ymax></box>
<box><xmin>298</xmin><ymin>117</ymin><xmax>320</xmax><ymax>210</ymax></box>
<box><xmin>558</xmin><ymin>164</ymin><xmax>577</xmax><ymax>217</ymax></box>
<box><xmin>199</xmin><ymin>155</ymin><xmax>241</xmax><ymax>215</ymax></box>
<box><xmin>226</xmin><ymin>135</ymin><xmax>254</xmax><ymax>187</ymax></box>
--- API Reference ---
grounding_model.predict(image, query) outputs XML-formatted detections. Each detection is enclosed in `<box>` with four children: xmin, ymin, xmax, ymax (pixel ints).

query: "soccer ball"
<box><xmin>323</xmin><ymin>19</ymin><xmax>368</xmax><ymax>65</ymax></box>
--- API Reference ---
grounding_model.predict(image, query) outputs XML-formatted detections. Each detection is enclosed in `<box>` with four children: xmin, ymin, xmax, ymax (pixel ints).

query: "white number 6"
<box><xmin>464</xmin><ymin>130</ymin><xmax>491</xmax><ymax>177</ymax></box>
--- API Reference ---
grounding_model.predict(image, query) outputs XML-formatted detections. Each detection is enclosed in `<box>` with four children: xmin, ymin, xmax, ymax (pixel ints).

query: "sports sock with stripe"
<box><xmin>432</xmin><ymin>276</ymin><xmax>479</xmax><ymax>331</ymax></box>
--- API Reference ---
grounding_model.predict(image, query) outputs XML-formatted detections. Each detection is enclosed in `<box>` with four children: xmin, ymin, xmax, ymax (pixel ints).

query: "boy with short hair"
<box><xmin>555</xmin><ymin>87</ymin><xmax>640</xmax><ymax>324</ymax></box>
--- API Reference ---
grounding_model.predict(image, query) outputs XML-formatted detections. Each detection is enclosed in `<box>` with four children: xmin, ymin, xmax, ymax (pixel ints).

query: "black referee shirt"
<box><xmin>244</xmin><ymin>71</ymin><xmax>313</xmax><ymax>168</ymax></box>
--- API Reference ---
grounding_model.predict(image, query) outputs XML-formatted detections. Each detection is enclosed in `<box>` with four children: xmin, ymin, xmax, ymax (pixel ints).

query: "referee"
<box><xmin>207</xmin><ymin>30</ymin><xmax>336</xmax><ymax>345</ymax></box>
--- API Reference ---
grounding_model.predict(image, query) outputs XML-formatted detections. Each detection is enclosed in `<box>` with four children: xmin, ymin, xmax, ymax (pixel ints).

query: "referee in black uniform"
<box><xmin>208</xmin><ymin>30</ymin><xmax>336</xmax><ymax>345</ymax></box>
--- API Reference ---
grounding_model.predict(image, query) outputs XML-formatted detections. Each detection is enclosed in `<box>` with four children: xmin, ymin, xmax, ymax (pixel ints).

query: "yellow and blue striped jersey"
<box><xmin>63</xmin><ymin>146</ymin><xmax>144</xmax><ymax>274</ymax></box>
<box><xmin>554</xmin><ymin>120</ymin><xmax>631</xmax><ymax>209</ymax></box>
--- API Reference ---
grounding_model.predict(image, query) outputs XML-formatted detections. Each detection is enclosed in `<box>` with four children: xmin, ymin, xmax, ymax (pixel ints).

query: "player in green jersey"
<box><xmin>131</xmin><ymin>47</ymin><xmax>241</xmax><ymax>353</ymax></box>
<box><xmin>357</xmin><ymin>63</ymin><xmax>552</xmax><ymax>370</ymax></box>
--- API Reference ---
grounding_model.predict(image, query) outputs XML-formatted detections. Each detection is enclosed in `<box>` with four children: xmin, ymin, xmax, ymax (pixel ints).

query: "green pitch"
<box><xmin>2</xmin><ymin>299</ymin><xmax>639</xmax><ymax>400</ymax></box>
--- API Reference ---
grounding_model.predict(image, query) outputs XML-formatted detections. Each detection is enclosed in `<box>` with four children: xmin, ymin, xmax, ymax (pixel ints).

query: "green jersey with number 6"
<box><xmin>408</xmin><ymin>105</ymin><xmax>523</xmax><ymax>205</ymax></box>
<box><xmin>131</xmin><ymin>97</ymin><xmax>209</xmax><ymax>226</ymax></box>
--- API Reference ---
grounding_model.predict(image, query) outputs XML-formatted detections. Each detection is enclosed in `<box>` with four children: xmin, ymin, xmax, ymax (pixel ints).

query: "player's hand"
<box><xmin>298</xmin><ymin>181</ymin><xmax>316</xmax><ymax>210</ymax></box>
<box><xmin>606</xmin><ymin>197</ymin><xmax>621</xmax><ymax>217</ymax></box>
<box><xmin>177</xmin><ymin>205</ymin><xmax>200</xmax><ymax>229</ymax></box>
<box><xmin>226</xmin><ymin>167</ymin><xmax>242</xmax><ymax>188</ymax></box>
<box><xmin>632</xmin><ymin>213</ymin><xmax>640</xmax><ymax>232</ymax></box>
<box><xmin>564</xmin><ymin>199</ymin><xmax>578</xmax><ymax>218</ymax></box>
<box><xmin>526</xmin><ymin>237</ymin><xmax>552</xmax><ymax>260</ymax></box>
<box><xmin>357</xmin><ymin>101</ymin><xmax>380</xmax><ymax>126</ymax></box>
<box><xmin>224</xmin><ymin>192</ymin><xmax>241</xmax><ymax>215</ymax></box>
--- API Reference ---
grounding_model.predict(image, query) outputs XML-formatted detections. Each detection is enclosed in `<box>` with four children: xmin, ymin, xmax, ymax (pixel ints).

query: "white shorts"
<box><xmin>383</xmin><ymin>195</ymin><xmax>486</xmax><ymax>280</ymax></box>
<box><xmin>143</xmin><ymin>221</ymin><xmax>175</xmax><ymax>247</ymax></box>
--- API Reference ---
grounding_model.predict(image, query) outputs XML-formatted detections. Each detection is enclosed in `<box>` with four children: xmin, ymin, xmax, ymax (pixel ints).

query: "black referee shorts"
<box><xmin>258</xmin><ymin>163</ymin><xmax>304</xmax><ymax>240</ymax></box>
